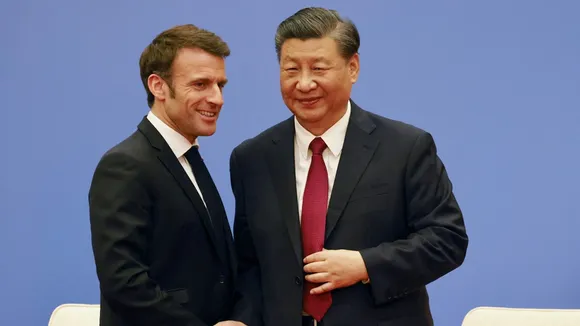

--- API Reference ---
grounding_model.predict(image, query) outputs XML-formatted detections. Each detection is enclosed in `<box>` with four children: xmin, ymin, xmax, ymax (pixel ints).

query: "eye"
<box><xmin>191</xmin><ymin>81</ymin><xmax>207</xmax><ymax>90</ymax></box>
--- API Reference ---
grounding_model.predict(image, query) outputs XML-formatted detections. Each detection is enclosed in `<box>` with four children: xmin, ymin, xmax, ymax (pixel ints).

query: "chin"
<box><xmin>296</xmin><ymin>109</ymin><xmax>327</xmax><ymax>123</ymax></box>
<box><xmin>199</xmin><ymin>128</ymin><xmax>217</xmax><ymax>137</ymax></box>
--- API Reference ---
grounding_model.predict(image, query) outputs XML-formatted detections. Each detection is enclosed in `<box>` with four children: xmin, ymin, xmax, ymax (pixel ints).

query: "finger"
<box><xmin>303</xmin><ymin>250</ymin><xmax>328</xmax><ymax>264</ymax></box>
<box><xmin>304</xmin><ymin>272</ymin><xmax>330</xmax><ymax>283</ymax></box>
<box><xmin>310</xmin><ymin>281</ymin><xmax>335</xmax><ymax>294</ymax></box>
<box><xmin>303</xmin><ymin>261</ymin><xmax>327</xmax><ymax>273</ymax></box>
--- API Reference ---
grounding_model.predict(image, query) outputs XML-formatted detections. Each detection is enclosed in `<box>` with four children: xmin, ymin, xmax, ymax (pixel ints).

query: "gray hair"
<box><xmin>274</xmin><ymin>7</ymin><xmax>360</xmax><ymax>62</ymax></box>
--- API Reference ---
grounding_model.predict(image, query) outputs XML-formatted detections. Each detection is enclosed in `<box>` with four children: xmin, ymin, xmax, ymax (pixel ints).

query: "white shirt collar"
<box><xmin>147</xmin><ymin>111</ymin><xmax>199</xmax><ymax>158</ymax></box>
<box><xmin>294</xmin><ymin>100</ymin><xmax>351</xmax><ymax>160</ymax></box>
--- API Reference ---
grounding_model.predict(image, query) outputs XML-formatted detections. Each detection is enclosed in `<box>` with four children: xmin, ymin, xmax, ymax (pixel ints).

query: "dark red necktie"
<box><xmin>301</xmin><ymin>137</ymin><xmax>332</xmax><ymax>321</ymax></box>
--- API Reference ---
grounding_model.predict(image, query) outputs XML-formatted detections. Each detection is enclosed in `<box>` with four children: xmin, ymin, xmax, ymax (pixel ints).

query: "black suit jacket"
<box><xmin>229</xmin><ymin>101</ymin><xmax>468</xmax><ymax>326</ymax></box>
<box><xmin>89</xmin><ymin>117</ymin><xmax>236</xmax><ymax>326</ymax></box>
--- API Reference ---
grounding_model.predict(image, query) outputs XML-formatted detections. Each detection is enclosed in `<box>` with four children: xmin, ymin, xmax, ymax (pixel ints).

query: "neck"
<box><xmin>150</xmin><ymin>103</ymin><xmax>196</xmax><ymax>144</ymax></box>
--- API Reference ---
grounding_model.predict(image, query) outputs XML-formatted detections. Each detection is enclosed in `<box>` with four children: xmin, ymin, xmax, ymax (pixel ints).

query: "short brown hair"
<box><xmin>139</xmin><ymin>24</ymin><xmax>230</xmax><ymax>107</ymax></box>
<box><xmin>275</xmin><ymin>7</ymin><xmax>360</xmax><ymax>62</ymax></box>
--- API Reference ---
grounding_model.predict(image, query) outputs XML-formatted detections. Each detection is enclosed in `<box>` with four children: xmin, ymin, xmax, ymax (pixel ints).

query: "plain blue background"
<box><xmin>1</xmin><ymin>1</ymin><xmax>578</xmax><ymax>325</ymax></box>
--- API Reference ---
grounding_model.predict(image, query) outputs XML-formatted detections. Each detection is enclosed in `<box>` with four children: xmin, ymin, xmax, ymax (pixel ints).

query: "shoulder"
<box><xmin>366</xmin><ymin>110</ymin><xmax>427</xmax><ymax>140</ymax></box>
<box><xmin>351</xmin><ymin>102</ymin><xmax>437</xmax><ymax>157</ymax></box>
<box><xmin>231</xmin><ymin>116</ymin><xmax>293</xmax><ymax>157</ymax></box>
<box><xmin>93</xmin><ymin>130</ymin><xmax>152</xmax><ymax>175</ymax></box>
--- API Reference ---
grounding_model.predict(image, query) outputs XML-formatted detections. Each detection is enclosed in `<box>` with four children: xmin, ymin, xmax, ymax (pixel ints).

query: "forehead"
<box><xmin>280</xmin><ymin>37</ymin><xmax>341</xmax><ymax>62</ymax></box>
<box><xmin>171</xmin><ymin>47</ymin><xmax>226</xmax><ymax>79</ymax></box>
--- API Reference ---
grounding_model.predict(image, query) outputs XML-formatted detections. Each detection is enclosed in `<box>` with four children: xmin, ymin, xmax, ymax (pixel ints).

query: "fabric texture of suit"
<box><xmin>229</xmin><ymin>101</ymin><xmax>468</xmax><ymax>326</ymax></box>
<box><xmin>89</xmin><ymin>117</ymin><xmax>236</xmax><ymax>326</ymax></box>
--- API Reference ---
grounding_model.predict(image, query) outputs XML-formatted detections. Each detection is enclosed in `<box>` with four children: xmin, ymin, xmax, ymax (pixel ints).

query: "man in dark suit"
<box><xmin>89</xmin><ymin>24</ymin><xmax>238</xmax><ymax>326</ymax></box>
<box><xmin>228</xmin><ymin>8</ymin><xmax>468</xmax><ymax>326</ymax></box>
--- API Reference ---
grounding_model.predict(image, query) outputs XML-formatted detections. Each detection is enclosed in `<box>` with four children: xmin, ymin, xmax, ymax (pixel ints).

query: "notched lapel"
<box><xmin>138</xmin><ymin>117</ymin><xmax>226</xmax><ymax>263</ymax></box>
<box><xmin>156</xmin><ymin>149</ymin><xmax>227</xmax><ymax>262</ymax></box>
<box><xmin>267</xmin><ymin>119</ymin><xmax>303</xmax><ymax>265</ymax></box>
<box><xmin>325</xmin><ymin>105</ymin><xmax>379</xmax><ymax>240</ymax></box>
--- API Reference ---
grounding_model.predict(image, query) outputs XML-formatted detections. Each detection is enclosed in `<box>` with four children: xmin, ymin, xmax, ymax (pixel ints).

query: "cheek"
<box><xmin>280</xmin><ymin>79</ymin><xmax>295</xmax><ymax>96</ymax></box>
<box><xmin>184</xmin><ymin>94</ymin><xmax>203</xmax><ymax>109</ymax></box>
<box><xmin>320</xmin><ymin>80</ymin><xmax>345</xmax><ymax>99</ymax></box>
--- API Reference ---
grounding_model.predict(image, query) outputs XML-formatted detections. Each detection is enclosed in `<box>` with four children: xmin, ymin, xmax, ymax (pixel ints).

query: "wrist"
<box><xmin>357</xmin><ymin>251</ymin><xmax>370</xmax><ymax>282</ymax></box>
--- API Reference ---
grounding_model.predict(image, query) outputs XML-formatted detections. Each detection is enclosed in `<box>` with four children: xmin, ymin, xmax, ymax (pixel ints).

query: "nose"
<box><xmin>296</xmin><ymin>72</ymin><xmax>316</xmax><ymax>92</ymax></box>
<box><xmin>207</xmin><ymin>84</ymin><xmax>224</xmax><ymax>106</ymax></box>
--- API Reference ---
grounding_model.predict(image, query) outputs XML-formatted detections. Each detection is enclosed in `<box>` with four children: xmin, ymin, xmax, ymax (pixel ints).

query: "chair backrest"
<box><xmin>48</xmin><ymin>303</ymin><xmax>100</xmax><ymax>326</ymax></box>
<box><xmin>462</xmin><ymin>306</ymin><xmax>580</xmax><ymax>326</ymax></box>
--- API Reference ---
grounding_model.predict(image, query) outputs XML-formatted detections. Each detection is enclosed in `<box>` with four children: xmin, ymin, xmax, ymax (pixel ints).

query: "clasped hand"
<box><xmin>303</xmin><ymin>249</ymin><xmax>369</xmax><ymax>294</ymax></box>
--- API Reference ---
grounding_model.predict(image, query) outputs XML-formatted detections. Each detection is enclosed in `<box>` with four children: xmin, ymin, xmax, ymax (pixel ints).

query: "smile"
<box><xmin>198</xmin><ymin>111</ymin><xmax>216</xmax><ymax>117</ymax></box>
<box><xmin>298</xmin><ymin>98</ymin><xmax>320</xmax><ymax>106</ymax></box>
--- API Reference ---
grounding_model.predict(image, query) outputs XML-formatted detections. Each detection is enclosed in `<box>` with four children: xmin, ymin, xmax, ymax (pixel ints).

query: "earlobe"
<box><xmin>349</xmin><ymin>53</ymin><xmax>360</xmax><ymax>83</ymax></box>
<box><xmin>148</xmin><ymin>74</ymin><xmax>166</xmax><ymax>102</ymax></box>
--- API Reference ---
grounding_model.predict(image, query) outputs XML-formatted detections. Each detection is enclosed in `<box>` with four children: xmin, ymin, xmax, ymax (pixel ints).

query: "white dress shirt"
<box><xmin>147</xmin><ymin>111</ymin><xmax>206</xmax><ymax>207</ymax></box>
<box><xmin>294</xmin><ymin>101</ymin><xmax>351</xmax><ymax>222</ymax></box>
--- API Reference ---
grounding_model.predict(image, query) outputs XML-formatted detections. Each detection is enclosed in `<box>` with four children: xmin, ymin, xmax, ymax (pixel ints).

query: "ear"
<box><xmin>348</xmin><ymin>53</ymin><xmax>360</xmax><ymax>84</ymax></box>
<box><xmin>147</xmin><ymin>74</ymin><xmax>169</xmax><ymax>103</ymax></box>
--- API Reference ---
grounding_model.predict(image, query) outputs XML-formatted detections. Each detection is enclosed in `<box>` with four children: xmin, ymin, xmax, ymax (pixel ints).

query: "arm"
<box><xmin>360</xmin><ymin>132</ymin><xmax>468</xmax><ymax>305</ymax></box>
<box><xmin>89</xmin><ymin>151</ymin><xmax>206</xmax><ymax>326</ymax></box>
<box><xmin>229</xmin><ymin>148</ymin><xmax>263</xmax><ymax>326</ymax></box>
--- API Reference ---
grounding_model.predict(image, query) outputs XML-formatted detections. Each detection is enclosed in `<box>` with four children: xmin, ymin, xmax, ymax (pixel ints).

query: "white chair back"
<box><xmin>462</xmin><ymin>306</ymin><xmax>580</xmax><ymax>326</ymax></box>
<box><xmin>48</xmin><ymin>303</ymin><xmax>100</xmax><ymax>326</ymax></box>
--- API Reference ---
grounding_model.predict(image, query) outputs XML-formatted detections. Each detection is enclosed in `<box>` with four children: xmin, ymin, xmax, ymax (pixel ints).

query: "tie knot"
<box><xmin>185</xmin><ymin>145</ymin><xmax>202</xmax><ymax>162</ymax></box>
<box><xmin>309</xmin><ymin>137</ymin><xmax>327</xmax><ymax>155</ymax></box>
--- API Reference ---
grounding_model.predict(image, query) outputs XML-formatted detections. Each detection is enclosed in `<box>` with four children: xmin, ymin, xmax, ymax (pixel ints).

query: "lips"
<box><xmin>297</xmin><ymin>97</ymin><xmax>321</xmax><ymax>106</ymax></box>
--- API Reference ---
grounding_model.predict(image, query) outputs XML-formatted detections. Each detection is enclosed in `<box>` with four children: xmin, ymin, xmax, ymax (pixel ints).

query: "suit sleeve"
<box><xmin>89</xmin><ymin>151</ymin><xmax>206</xmax><ymax>326</ymax></box>
<box><xmin>229</xmin><ymin>148</ymin><xmax>264</xmax><ymax>326</ymax></box>
<box><xmin>360</xmin><ymin>132</ymin><xmax>468</xmax><ymax>305</ymax></box>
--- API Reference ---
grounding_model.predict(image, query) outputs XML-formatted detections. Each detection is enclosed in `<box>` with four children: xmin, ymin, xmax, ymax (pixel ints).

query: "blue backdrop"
<box><xmin>1</xmin><ymin>1</ymin><xmax>578</xmax><ymax>325</ymax></box>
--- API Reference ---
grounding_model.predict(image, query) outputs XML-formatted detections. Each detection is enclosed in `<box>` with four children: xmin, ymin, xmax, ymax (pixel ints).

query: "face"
<box><xmin>279</xmin><ymin>37</ymin><xmax>359</xmax><ymax>135</ymax></box>
<box><xmin>148</xmin><ymin>47</ymin><xmax>227</xmax><ymax>143</ymax></box>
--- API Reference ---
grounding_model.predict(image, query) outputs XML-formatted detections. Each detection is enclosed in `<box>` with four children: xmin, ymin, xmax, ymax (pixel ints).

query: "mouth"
<box><xmin>197</xmin><ymin>110</ymin><xmax>217</xmax><ymax>118</ymax></box>
<box><xmin>297</xmin><ymin>97</ymin><xmax>321</xmax><ymax>106</ymax></box>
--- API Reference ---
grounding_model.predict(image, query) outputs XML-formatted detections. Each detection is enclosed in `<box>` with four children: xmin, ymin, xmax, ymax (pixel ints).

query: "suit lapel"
<box><xmin>325</xmin><ymin>102</ymin><xmax>379</xmax><ymax>240</ymax></box>
<box><xmin>267</xmin><ymin>118</ymin><xmax>303</xmax><ymax>265</ymax></box>
<box><xmin>138</xmin><ymin>117</ymin><xmax>227</xmax><ymax>264</ymax></box>
<box><xmin>265</xmin><ymin>104</ymin><xmax>379</xmax><ymax>260</ymax></box>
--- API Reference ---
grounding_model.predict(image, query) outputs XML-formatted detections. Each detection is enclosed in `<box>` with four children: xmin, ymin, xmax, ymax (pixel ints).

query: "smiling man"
<box><xmin>89</xmin><ymin>24</ymin><xmax>236</xmax><ymax>326</ymax></box>
<box><xmin>228</xmin><ymin>7</ymin><xmax>468</xmax><ymax>326</ymax></box>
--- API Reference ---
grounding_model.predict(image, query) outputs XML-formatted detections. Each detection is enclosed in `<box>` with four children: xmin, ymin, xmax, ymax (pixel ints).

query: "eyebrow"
<box><xmin>282</xmin><ymin>56</ymin><xmax>331</xmax><ymax>64</ymax></box>
<box><xmin>218</xmin><ymin>78</ymin><xmax>228</xmax><ymax>86</ymax></box>
<box><xmin>189</xmin><ymin>77</ymin><xmax>228</xmax><ymax>86</ymax></box>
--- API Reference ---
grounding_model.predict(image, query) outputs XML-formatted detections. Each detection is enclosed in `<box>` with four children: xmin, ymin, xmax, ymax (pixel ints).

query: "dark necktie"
<box><xmin>184</xmin><ymin>146</ymin><xmax>225</xmax><ymax>236</ymax></box>
<box><xmin>301</xmin><ymin>137</ymin><xmax>332</xmax><ymax>322</ymax></box>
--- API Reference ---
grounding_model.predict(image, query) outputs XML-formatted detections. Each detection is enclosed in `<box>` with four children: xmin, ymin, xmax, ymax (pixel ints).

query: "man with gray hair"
<box><xmin>228</xmin><ymin>7</ymin><xmax>468</xmax><ymax>326</ymax></box>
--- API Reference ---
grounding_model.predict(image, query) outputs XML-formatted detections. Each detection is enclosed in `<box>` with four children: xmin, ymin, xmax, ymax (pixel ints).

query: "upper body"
<box><xmin>88</xmin><ymin>24</ymin><xmax>238</xmax><ymax>326</ymax></box>
<box><xmin>229</xmin><ymin>7</ymin><xmax>468</xmax><ymax>326</ymax></box>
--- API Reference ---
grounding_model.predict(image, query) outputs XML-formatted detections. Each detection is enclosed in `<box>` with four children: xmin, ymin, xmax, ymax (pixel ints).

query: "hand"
<box><xmin>214</xmin><ymin>321</ymin><xmax>246</xmax><ymax>326</ymax></box>
<box><xmin>303</xmin><ymin>249</ymin><xmax>369</xmax><ymax>294</ymax></box>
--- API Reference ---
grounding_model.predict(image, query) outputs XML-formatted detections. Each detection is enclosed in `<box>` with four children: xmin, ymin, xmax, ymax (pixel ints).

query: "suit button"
<box><xmin>295</xmin><ymin>276</ymin><xmax>302</xmax><ymax>285</ymax></box>
<box><xmin>219</xmin><ymin>275</ymin><xmax>226</xmax><ymax>284</ymax></box>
